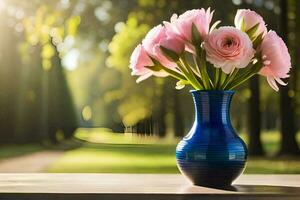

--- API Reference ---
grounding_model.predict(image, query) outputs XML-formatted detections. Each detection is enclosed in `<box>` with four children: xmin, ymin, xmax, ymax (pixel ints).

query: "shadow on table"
<box><xmin>181</xmin><ymin>184</ymin><xmax>300</xmax><ymax>194</ymax></box>
<box><xmin>197</xmin><ymin>184</ymin><xmax>300</xmax><ymax>194</ymax></box>
<box><xmin>233</xmin><ymin>184</ymin><xmax>300</xmax><ymax>194</ymax></box>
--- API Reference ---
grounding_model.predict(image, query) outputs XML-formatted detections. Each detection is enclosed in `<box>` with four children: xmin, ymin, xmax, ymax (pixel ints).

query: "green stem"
<box><xmin>217</xmin><ymin>71</ymin><xmax>227</xmax><ymax>89</ymax></box>
<box><xmin>226</xmin><ymin>71</ymin><xmax>256</xmax><ymax>90</ymax></box>
<box><xmin>178</xmin><ymin>58</ymin><xmax>203</xmax><ymax>90</ymax></box>
<box><xmin>181</xmin><ymin>56</ymin><xmax>204</xmax><ymax>88</ymax></box>
<box><xmin>192</xmin><ymin>55</ymin><xmax>201</xmax><ymax>76</ymax></box>
<box><xmin>159</xmin><ymin>65</ymin><xmax>187</xmax><ymax>81</ymax></box>
<box><xmin>193</xmin><ymin>48</ymin><xmax>211</xmax><ymax>89</ymax></box>
<box><xmin>189</xmin><ymin>65</ymin><xmax>202</xmax><ymax>77</ymax></box>
<box><xmin>221</xmin><ymin>68</ymin><xmax>239</xmax><ymax>89</ymax></box>
<box><xmin>215</xmin><ymin>68</ymin><xmax>223</xmax><ymax>89</ymax></box>
<box><xmin>176</xmin><ymin>63</ymin><xmax>199</xmax><ymax>89</ymax></box>
<box><xmin>200</xmin><ymin>51</ymin><xmax>211</xmax><ymax>89</ymax></box>
<box><xmin>226</xmin><ymin>61</ymin><xmax>262</xmax><ymax>89</ymax></box>
<box><xmin>214</xmin><ymin>68</ymin><xmax>220</xmax><ymax>88</ymax></box>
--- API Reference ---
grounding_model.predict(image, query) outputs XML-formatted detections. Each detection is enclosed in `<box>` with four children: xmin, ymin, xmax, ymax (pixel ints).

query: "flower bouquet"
<box><xmin>129</xmin><ymin>8</ymin><xmax>291</xmax><ymax>187</ymax></box>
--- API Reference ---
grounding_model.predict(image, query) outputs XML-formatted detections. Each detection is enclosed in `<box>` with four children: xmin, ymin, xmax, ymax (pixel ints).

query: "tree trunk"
<box><xmin>157</xmin><ymin>92</ymin><xmax>167</xmax><ymax>137</ymax></box>
<box><xmin>47</xmin><ymin>38</ymin><xmax>78</xmax><ymax>142</ymax></box>
<box><xmin>145</xmin><ymin>118</ymin><xmax>152</xmax><ymax>135</ymax></box>
<box><xmin>0</xmin><ymin>23</ymin><xmax>20</xmax><ymax>143</ymax></box>
<box><xmin>279</xmin><ymin>0</ymin><xmax>299</xmax><ymax>155</ymax></box>
<box><xmin>173</xmin><ymin>90</ymin><xmax>184</xmax><ymax>137</ymax></box>
<box><xmin>153</xmin><ymin>82</ymin><xmax>168</xmax><ymax>137</ymax></box>
<box><xmin>294</xmin><ymin>0</ymin><xmax>300</xmax><ymax>132</ymax></box>
<box><xmin>248</xmin><ymin>76</ymin><xmax>264</xmax><ymax>155</ymax></box>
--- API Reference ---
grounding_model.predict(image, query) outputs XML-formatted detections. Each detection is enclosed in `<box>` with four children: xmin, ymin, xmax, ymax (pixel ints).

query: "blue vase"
<box><xmin>176</xmin><ymin>90</ymin><xmax>247</xmax><ymax>187</ymax></box>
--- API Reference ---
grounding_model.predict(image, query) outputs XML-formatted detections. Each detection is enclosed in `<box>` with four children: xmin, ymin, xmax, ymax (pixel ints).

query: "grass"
<box><xmin>0</xmin><ymin>140</ymin><xmax>81</xmax><ymax>160</ymax></box>
<box><xmin>46</xmin><ymin>128</ymin><xmax>300</xmax><ymax>174</ymax></box>
<box><xmin>48</xmin><ymin>143</ymin><xmax>177</xmax><ymax>173</ymax></box>
<box><xmin>0</xmin><ymin>144</ymin><xmax>44</xmax><ymax>160</ymax></box>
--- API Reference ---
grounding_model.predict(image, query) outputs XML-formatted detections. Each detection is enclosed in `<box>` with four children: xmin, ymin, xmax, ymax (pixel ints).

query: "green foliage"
<box><xmin>107</xmin><ymin>17</ymin><xmax>149</xmax><ymax>71</ymax></box>
<box><xmin>23</xmin><ymin>6</ymin><xmax>81</xmax><ymax>70</ymax></box>
<box><xmin>106</xmin><ymin>17</ymin><xmax>160</xmax><ymax>127</ymax></box>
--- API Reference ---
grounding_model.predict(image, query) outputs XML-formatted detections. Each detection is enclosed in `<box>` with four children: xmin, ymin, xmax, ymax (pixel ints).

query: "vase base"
<box><xmin>177</xmin><ymin>160</ymin><xmax>246</xmax><ymax>190</ymax></box>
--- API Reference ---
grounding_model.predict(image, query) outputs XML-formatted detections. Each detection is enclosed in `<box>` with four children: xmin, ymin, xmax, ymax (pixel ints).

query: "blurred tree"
<box><xmin>47</xmin><ymin>37</ymin><xmax>78</xmax><ymax>143</ymax></box>
<box><xmin>18</xmin><ymin>5</ymin><xmax>79</xmax><ymax>143</ymax></box>
<box><xmin>0</xmin><ymin>12</ymin><xmax>22</xmax><ymax>143</ymax></box>
<box><xmin>173</xmin><ymin>89</ymin><xmax>185</xmax><ymax>137</ymax></box>
<box><xmin>291</xmin><ymin>0</ymin><xmax>300</xmax><ymax>130</ymax></box>
<box><xmin>15</xmin><ymin>44</ymin><xmax>46</xmax><ymax>143</ymax></box>
<box><xmin>248</xmin><ymin>76</ymin><xmax>264</xmax><ymax>155</ymax></box>
<box><xmin>65</xmin><ymin>0</ymin><xmax>136</xmax><ymax>132</ymax></box>
<box><xmin>242</xmin><ymin>2</ymin><xmax>264</xmax><ymax>155</ymax></box>
<box><xmin>106</xmin><ymin>16</ymin><xmax>158</xmax><ymax>134</ymax></box>
<box><xmin>278</xmin><ymin>0</ymin><xmax>299</xmax><ymax>155</ymax></box>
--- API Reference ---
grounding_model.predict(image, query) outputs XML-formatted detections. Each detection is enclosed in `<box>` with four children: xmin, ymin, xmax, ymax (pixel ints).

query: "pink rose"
<box><xmin>142</xmin><ymin>24</ymin><xmax>184</xmax><ymax>68</ymax></box>
<box><xmin>204</xmin><ymin>26</ymin><xmax>255</xmax><ymax>74</ymax></box>
<box><xmin>234</xmin><ymin>9</ymin><xmax>267</xmax><ymax>37</ymax></box>
<box><xmin>167</xmin><ymin>8</ymin><xmax>213</xmax><ymax>44</ymax></box>
<box><xmin>130</xmin><ymin>44</ymin><xmax>167</xmax><ymax>83</ymax></box>
<box><xmin>259</xmin><ymin>31</ymin><xmax>291</xmax><ymax>91</ymax></box>
<box><xmin>160</xmin><ymin>29</ymin><xmax>185</xmax><ymax>55</ymax></box>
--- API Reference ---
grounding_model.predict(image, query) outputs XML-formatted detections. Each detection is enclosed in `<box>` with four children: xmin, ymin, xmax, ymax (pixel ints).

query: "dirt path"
<box><xmin>0</xmin><ymin>151</ymin><xmax>64</xmax><ymax>172</ymax></box>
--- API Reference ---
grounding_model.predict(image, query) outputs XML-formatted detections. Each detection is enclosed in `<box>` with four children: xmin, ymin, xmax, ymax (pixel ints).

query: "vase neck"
<box><xmin>191</xmin><ymin>91</ymin><xmax>234</xmax><ymax>125</ymax></box>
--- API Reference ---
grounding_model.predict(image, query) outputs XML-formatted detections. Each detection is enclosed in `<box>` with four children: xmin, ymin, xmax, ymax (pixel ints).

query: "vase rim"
<box><xmin>190</xmin><ymin>90</ymin><xmax>235</xmax><ymax>94</ymax></box>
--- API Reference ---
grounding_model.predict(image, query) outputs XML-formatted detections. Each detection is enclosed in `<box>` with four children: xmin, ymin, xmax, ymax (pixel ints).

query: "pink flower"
<box><xmin>167</xmin><ymin>8</ymin><xmax>213</xmax><ymax>44</ymax></box>
<box><xmin>130</xmin><ymin>44</ymin><xmax>167</xmax><ymax>83</ymax></box>
<box><xmin>142</xmin><ymin>24</ymin><xmax>184</xmax><ymax>68</ymax></box>
<box><xmin>160</xmin><ymin>30</ymin><xmax>185</xmax><ymax>55</ymax></box>
<box><xmin>259</xmin><ymin>31</ymin><xmax>291</xmax><ymax>91</ymax></box>
<box><xmin>204</xmin><ymin>26</ymin><xmax>255</xmax><ymax>74</ymax></box>
<box><xmin>234</xmin><ymin>9</ymin><xmax>267</xmax><ymax>37</ymax></box>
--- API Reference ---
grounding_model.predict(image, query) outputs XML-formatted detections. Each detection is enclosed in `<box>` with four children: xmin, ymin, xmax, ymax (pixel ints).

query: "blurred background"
<box><xmin>0</xmin><ymin>0</ymin><xmax>299</xmax><ymax>174</ymax></box>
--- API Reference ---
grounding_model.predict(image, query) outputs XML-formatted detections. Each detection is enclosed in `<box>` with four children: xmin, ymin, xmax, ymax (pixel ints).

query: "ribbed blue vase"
<box><xmin>176</xmin><ymin>90</ymin><xmax>247</xmax><ymax>187</ymax></box>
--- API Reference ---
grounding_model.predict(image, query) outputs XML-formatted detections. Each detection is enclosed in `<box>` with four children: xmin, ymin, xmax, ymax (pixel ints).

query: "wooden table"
<box><xmin>0</xmin><ymin>173</ymin><xmax>299</xmax><ymax>200</ymax></box>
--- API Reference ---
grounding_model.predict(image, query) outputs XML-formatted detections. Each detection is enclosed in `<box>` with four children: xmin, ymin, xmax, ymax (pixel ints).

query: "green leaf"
<box><xmin>191</xmin><ymin>23</ymin><xmax>202</xmax><ymax>46</ymax></box>
<box><xmin>159</xmin><ymin>46</ymin><xmax>179</xmax><ymax>61</ymax></box>
<box><xmin>145</xmin><ymin>65</ymin><xmax>161</xmax><ymax>72</ymax></box>
<box><xmin>148</xmin><ymin>55</ymin><xmax>186</xmax><ymax>81</ymax></box>
<box><xmin>221</xmin><ymin>68</ymin><xmax>239</xmax><ymax>89</ymax></box>
<box><xmin>198</xmin><ymin>50</ymin><xmax>211</xmax><ymax>89</ymax></box>
<box><xmin>246</xmin><ymin>23</ymin><xmax>260</xmax><ymax>39</ymax></box>
<box><xmin>253</xmin><ymin>32</ymin><xmax>264</xmax><ymax>49</ymax></box>
<box><xmin>214</xmin><ymin>68</ymin><xmax>220</xmax><ymax>87</ymax></box>
<box><xmin>241</xmin><ymin>18</ymin><xmax>246</xmax><ymax>32</ymax></box>
<box><xmin>225</xmin><ymin>59</ymin><xmax>263</xmax><ymax>90</ymax></box>
<box><xmin>218</xmin><ymin>71</ymin><xmax>227</xmax><ymax>88</ymax></box>
<box><xmin>149</xmin><ymin>56</ymin><xmax>162</xmax><ymax>66</ymax></box>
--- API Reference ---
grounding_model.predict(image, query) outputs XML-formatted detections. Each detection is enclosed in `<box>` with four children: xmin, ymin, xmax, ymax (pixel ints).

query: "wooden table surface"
<box><xmin>0</xmin><ymin>173</ymin><xmax>299</xmax><ymax>200</ymax></box>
